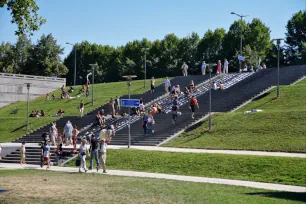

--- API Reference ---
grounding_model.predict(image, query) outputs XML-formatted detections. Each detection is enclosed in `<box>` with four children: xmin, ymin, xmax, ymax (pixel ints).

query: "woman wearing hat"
<box><xmin>79</xmin><ymin>138</ymin><xmax>89</xmax><ymax>173</ymax></box>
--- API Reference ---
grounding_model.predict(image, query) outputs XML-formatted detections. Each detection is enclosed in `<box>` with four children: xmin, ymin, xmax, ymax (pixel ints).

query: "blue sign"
<box><xmin>121</xmin><ymin>99</ymin><xmax>140</xmax><ymax>107</ymax></box>
<box><xmin>238</xmin><ymin>55</ymin><xmax>245</xmax><ymax>61</ymax></box>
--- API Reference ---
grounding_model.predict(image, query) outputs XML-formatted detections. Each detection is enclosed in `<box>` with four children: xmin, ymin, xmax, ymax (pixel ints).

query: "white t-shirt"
<box><xmin>79</xmin><ymin>144</ymin><xmax>88</xmax><ymax>155</ymax></box>
<box><xmin>21</xmin><ymin>144</ymin><xmax>26</xmax><ymax>153</ymax></box>
<box><xmin>98</xmin><ymin>143</ymin><xmax>107</xmax><ymax>153</ymax></box>
<box><xmin>224</xmin><ymin>61</ymin><xmax>229</xmax><ymax>68</ymax></box>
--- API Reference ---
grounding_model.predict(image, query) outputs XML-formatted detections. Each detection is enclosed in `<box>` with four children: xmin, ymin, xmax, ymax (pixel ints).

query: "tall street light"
<box><xmin>142</xmin><ymin>48</ymin><xmax>149</xmax><ymax>88</ymax></box>
<box><xmin>231</xmin><ymin>12</ymin><xmax>248</xmax><ymax>72</ymax></box>
<box><xmin>206</xmin><ymin>63</ymin><xmax>216</xmax><ymax>131</ymax></box>
<box><xmin>89</xmin><ymin>63</ymin><xmax>99</xmax><ymax>106</ymax></box>
<box><xmin>272</xmin><ymin>38</ymin><xmax>284</xmax><ymax>98</ymax></box>
<box><xmin>122</xmin><ymin>75</ymin><xmax>137</xmax><ymax>148</ymax></box>
<box><xmin>25</xmin><ymin>83</ymin><xmax>31</xmax><ymax>131</ymax></box>
<box><xmin>66</xmin><ymin>42</ymin><xmax>77</xmax><ymax>86</ymax></box>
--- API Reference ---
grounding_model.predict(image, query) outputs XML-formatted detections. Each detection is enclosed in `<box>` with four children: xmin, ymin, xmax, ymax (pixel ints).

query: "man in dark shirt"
<box><xmin>89</xmin><ymin>134</ymin><xmax>99</xmax><ymax>170</ymax></box>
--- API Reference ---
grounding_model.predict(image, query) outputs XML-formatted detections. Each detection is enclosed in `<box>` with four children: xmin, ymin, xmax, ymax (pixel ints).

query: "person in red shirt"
<box><xmin>190</xmin><ymin>96</ymin><xmax>199</xmax><ymax>119</ymax></box>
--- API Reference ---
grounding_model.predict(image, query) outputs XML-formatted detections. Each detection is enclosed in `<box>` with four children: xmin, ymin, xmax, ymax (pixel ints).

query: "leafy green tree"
<box><xmin>0</xmin><ymin>42</ymin><xmax>15</xmax><ymax>73</ymax></box>
<box><xmin>0</xmin><ymin>0</ymin><xmax>46</xmax><ymax>36</ymax></box>
<box><xmin>285</xmin><ymin>10</ymin><xmax>306</xmax><ymax>64</ymax></box>
<box><xmin>13</xmin><ymin>35</ymin><xmax>32</xmax><ymax>73</ymax></box>
<box><xmin>178</xmin><ymin>32</ymin><xmax>200</xmax><ymax>74</ymax></box>
<box><xmin>26</xmin><ymin>34</ymin><xmax>68</xmax><ymax>76</ymax></box>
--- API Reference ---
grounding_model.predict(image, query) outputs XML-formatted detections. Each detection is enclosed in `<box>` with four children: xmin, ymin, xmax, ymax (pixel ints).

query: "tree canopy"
<box><xmin>0</xmin><ymin>0</ymin><xmax>46</xmax><ymax>36</ymax></box>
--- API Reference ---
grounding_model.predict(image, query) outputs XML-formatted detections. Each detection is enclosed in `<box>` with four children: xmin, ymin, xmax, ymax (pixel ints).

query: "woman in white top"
<box><xmin>79</xmin><ymin>138</ymin><xmax>89</xmax><ymax>173</ymax></box>
<box><xmin>50</xmin><ymin>122</ymin><xmax>57</xmax><ymax>146</ymax></box>
<box><xmin>147</xmin><ymin>113</ymin><xmax>155</xmax><ymax>134</ymax></box>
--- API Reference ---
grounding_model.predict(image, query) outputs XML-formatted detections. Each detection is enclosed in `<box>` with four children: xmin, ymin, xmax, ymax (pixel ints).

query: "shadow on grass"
<box><xmin>247</xmin><ymin>192</ymin><xmax>306</xmax><ymax>202</ymax></box>
<box><xmin>11</xmin><ymin>124</ymin><xmax>26</xmax><ymax>133</ymax></box>
<box><xmin>253</xmin><ymin>92</ymin><xmax>271</xmax><ymax>101</ymax></box>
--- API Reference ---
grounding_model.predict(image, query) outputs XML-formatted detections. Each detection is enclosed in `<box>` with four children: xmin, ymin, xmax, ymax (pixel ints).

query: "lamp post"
<box><xmin>25</xmin><ymin>83</ymin><xmax>31</xmax><ymax>131</ymax></box>
<box><xmin>272</xmin><ymin>38</ymin><xmax>284</xmax><ymax>98</ymax></box>
<box><xmin>122</xmin><ymin>75</ymin><xmax>137</xmax><ymax>148</ymax></box>
<box><xmin>142</xmin><ymin>48</ymin><xmax>149</xmax><ymax>87</ymax></box>
<box><xmin>207</xmin><ymin>63</ymin><xmax>216</xmax><ymax>131</ymax></box>
<box><xmin>231</xmin><ymin>12</ymin><xmax>248</xmax><ymax>72</ymax></box>
<box><xmin>66</xmin><ymin>42</ymin><xmax>77</xmax><ymax>86</ymax></box>
<box><xmin>89</xmin><ymin>63</ymin><xmax>99</xmax><ymax>106</ymax></box>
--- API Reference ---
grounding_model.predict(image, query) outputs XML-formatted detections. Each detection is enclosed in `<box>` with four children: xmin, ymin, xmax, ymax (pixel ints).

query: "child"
<box><xmin>20</xmin><ymin>142</ymin><xmax>26</xmax><ymax>164</ymax></box>
<box><xmin>41</xmin><ymin>142</ymin><xmax>51</xmax><ymax>169</ymax></box>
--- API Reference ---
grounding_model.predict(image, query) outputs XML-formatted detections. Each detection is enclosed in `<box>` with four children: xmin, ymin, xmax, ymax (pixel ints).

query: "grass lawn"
<box><xmin>164</xmin><ymin>81</ymin><xmax>306</xmax><ymax>152</ymax></box>
<box><xmin>66</xmin><ymin>149</ymin><xmax>306</xmax><ymax>187</ymax></box>
<box><xmin>0</xmin><ymin>78</ymin><xmax>164</xmax><ymax>143</ymax></box>
<box><xmin>0</xmin><ymin>170</ymin><xmax>305</xmax><ymax>204</ymax></box>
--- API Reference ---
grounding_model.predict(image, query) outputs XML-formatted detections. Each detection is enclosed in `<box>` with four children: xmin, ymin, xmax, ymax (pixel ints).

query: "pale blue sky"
<box><xmin>0</xmin><ymin>0</ymin><xmax>304</xmax><ymax>58</ymax></box>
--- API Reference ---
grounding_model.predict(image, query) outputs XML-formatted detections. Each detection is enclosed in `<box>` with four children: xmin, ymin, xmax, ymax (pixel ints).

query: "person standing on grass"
<box><xmin>50</xmin><ymin>122</ymin><xmax>57</xmax><ymax>146</ymax></box>
<box><xmin>97</xmin><ymin>138</ymin><xmax>107</xmax><ymax>173</ymax></box>
<box><xmin>115</xmin><ymin>96</ymin><xmax>120</xmax><ymax>114</ymax></box>
<box><xmin>201</xmin><ymin>61</ymin><xmax>206</xmax><ymax>75</ymax></box>
<box><xmin>79</xmin><ymin>138</ymin><xmax>89</xmax><ymax>173</ymax></box>
<box><xmin>72</xmin><ymin>125</ymin><xmax>79</xmax><ymax>153</ymax></box>
<box><xmin>79</xmin><ymin>100</ymin><xmax>84</xmax><ymax>117</ymax></box>
<box><xmin>190</xmin><ymin>95</ymin><xmax>199</xmax><ymax>119</ymax></box>
<box><xmin>64</xmin><ymin>120</ymin><xmax>73</xmax><ymax>145</ymax></box>
<box><xmin>89</xmin><ymin>135</ymin><xmax>99</xmax><ymax>170</ymax></box>
<box><xmin>223</xmin><ymin>59</ymin><xmax>229</xmax><ymax>74</ymax></box>
<box><xmin>41</xmin><ymin>142</ymin><xmax>51</xmax><ymax>169</ymax></box>
<box><xmin>164</xmin><ymin>77</ymin><xmax>171</xmax><ymax>94</ymax></box>
<box><xmin>151</xmin><ymin>77</ymin><xmax>156</xmax><ymax>94</ymax></box>
<box><xmin>217</xmin><ymin>60</ymin><xmax>222</xmax><ymax>74</ymax></box>
<box><xmin>20</xmin><ymin>142</ymin><xmax>26</xmax><ymax>164</ymax></box>
<box><xmin>182</xmin><ymin>62</ymin><xmax>188</xmax><ymax>76</ymax></box>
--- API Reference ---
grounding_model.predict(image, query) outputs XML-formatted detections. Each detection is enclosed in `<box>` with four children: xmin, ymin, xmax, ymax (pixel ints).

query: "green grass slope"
<box><xmin>0</xmin><ymin>78</ymin><xmax>164</xmax><ymax>142</ymax></box>
<box><xmin>164</xmin><ymin>79</ymin><xmax>306</xmax><ymax>152</ymax></box>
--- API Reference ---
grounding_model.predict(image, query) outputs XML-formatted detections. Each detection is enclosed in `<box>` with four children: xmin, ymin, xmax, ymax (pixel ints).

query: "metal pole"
<box><xmin>239</xmin><ymin>16</ymin><xmax>243</xmax><ymax>73</ymax></box>
<box><xmin>74</xmin><ymin>47</ymin><xmax>77</xmax><ymax>86</ymax></box>
<box><xmin>92</xmin><ymin>68</ymin><xmax>94</xmax><ymax>106</ymax></box>
<box><xmin>277</xmin><ymin>41</ymin><xmax>280</xmax><ymax>97</ymax></box>
<box><xmin>128</xmin><ymin>80</ymin><xmax>131</xmax><ymax>148</ymax></box>
<box><xmin>144</xmin><ymin>52</ymin><xmax>147</xmax><ymax>88</ymax></box>
<box><xmin>26</xmin><ymin>87</ymin><xmax>29</xmax><ymax>131</ymax></box>
<box><xmin>209</xmin><ymin>71</ymin><xmax>212</xmax><ymax>130</ymax></box>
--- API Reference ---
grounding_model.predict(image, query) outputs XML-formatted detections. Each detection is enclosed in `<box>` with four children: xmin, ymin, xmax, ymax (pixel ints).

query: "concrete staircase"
<box><xmin>108</xmin><ymin>65</ymin><xmax>306</xmax><ymax>146</ymax></box>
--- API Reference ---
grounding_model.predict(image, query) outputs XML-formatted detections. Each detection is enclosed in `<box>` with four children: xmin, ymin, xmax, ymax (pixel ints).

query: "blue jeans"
<box><xmin>89</xmin><ymin>149</ymin><xmax>99</xmax><ymax>168</ymax></box>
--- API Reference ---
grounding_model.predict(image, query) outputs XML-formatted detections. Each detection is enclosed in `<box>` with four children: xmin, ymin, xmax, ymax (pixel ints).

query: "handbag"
<box><xmin>75</xmin><ymin>159</ymin><xmax>81</xmax><ymax>166</ymax></box>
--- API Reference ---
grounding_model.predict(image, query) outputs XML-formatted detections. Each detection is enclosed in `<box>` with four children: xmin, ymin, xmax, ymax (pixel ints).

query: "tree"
<box><xmin>178</xmin><ymin>32</ymin><xmax>200</xmax><ymax>74</ymax></box>
<box><xmin>285</xmin><ymin>10</ymin><xmax>306</xmax><ymax>64</ymax></box>
<box><xmin>0</xmin><ymin>42</ymin><xmax>15</xmax><ymax>73</ymax></box>
<box><xmin>0</xmin><ymin>0</ymin><xmax>46</xmax><ymax>36</ymax></box>
<box><xmin>13</xmin><ymin>35</ymin><xmax>32</xmax><ymax>73</ymax></box>
<box><xmin>26</xmin><ymin>34</ymin><xmax>68</xmax><ymax>76</ymax></box>
<box><xmin>197</xmin><ymin>28</ymin><xmax>226</xmax><ymax>72</ymax></box>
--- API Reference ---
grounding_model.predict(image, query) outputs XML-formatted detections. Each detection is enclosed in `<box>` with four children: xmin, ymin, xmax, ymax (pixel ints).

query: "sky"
<box><xmin>0</xmin><ymin>0</ymin><xmax>304</xmax><ymax>59</ymax></box>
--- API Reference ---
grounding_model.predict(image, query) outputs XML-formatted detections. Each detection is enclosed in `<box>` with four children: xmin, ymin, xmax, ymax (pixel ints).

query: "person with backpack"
<box><xmin>190</xmin><ymin>95</ymin><xmax>200</xmax><ymax>119</ymax></box>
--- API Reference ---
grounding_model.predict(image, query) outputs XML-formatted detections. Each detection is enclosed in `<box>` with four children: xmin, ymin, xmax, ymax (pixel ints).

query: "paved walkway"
<box><xmin>0</xmin><ymin>163</ymin><xmax>305</xmax><ymax>193</ymax></box>
<box><xmin>1</xmin><ymin>143</ymin><xmax>305</xmax><ymax>158</ymax></box>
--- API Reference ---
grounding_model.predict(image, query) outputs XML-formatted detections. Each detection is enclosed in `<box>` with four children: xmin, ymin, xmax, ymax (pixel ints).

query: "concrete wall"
<box><xmin>0</xmin><ymin>73</ymin><xmax>66</xmax><ymax>108</ymax></box>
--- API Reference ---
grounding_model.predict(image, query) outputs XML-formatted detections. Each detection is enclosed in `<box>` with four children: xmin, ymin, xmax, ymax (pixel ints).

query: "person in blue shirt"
<box><xmin>64</xmin><ymin>120</ymin><xmax>74</xmax><ymax>145</ymax></box>
<box><xmin>41</xmin><ymin>142</ymin><xmax>51</xmax><ymax>169</ymax></box>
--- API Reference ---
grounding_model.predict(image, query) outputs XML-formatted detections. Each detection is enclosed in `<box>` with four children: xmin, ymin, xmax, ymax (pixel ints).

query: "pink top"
<box><xmin>217</xmin><ymin>62</ymin><xmax>222</xmax><ymax>73</ymax></box>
